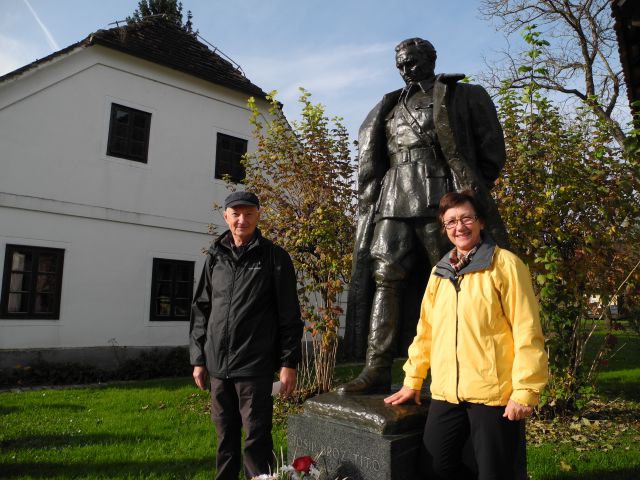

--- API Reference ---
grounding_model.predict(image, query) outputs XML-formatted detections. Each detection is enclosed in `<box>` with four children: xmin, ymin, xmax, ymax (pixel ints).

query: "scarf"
<box><xmin>448</xmin><ymin>243</ymin><xmax>481</xmax><ymax>273</ymax></box>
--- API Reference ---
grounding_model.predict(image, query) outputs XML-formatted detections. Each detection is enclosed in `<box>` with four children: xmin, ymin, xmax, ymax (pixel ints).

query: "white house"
<box><xmin>0</xmin><ymin>17</ymin><xmax>271</xmax><ymax>368</ymax></box>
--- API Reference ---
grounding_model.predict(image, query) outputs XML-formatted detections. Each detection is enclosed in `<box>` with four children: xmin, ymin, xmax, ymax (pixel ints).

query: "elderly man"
<box><xmin>339</xmin><ymin>38</ymin><xmax>509</xmax><ymax>394</ymax></box>
<box><xmin>190</xmin><ymin>191</ymin><xmax>303</xmax><ymax>480</ymax></box>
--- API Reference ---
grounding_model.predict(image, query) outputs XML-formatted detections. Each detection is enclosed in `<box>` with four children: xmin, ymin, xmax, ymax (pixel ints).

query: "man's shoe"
<box><xmin>336</xmin><ymin>367</ymin><xmax>391</xmax><ymax>395</ymax></box>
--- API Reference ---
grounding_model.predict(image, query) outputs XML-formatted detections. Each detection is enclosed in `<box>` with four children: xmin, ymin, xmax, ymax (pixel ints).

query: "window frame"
<box><xmin>149</xmin><ymin>258</ymin><xmax>195</xmax><ymax>322</ymax></box>
<box><xmin>106</xmin><ymin>103</ymin><xmax>152</xmax><ymax>163</ymax></box>
<box><xmin>214</xmin><ymin>132</ymin><xmax>248</xmax><ymax>183</ymax></box>
<box><xmin>0</xmin><ymin>244</ymin><xmax>65</xmax><ymax>320</ymax></box>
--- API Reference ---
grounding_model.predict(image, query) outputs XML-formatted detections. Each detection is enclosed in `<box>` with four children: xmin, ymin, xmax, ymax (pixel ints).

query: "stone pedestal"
<box><xmin>287</xmin><ymin>391</ymin><xmax>429</xmax><ymax>480</ymax></box>
<box><xmin>288</xmin><ymin>391</ymin><xmax>528</xmax><ymax>480</ymax></box>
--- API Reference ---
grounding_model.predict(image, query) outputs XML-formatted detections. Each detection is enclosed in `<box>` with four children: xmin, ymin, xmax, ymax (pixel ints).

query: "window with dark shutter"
<box><xmin>1</xmin><ymin>245</ymin><xmax>65</xmax><ymax>319</ymax></box>
<box><xmin>215</xmin><ymin>132</ymin><xmax>247</xmax><ymax>183</ymax></box>
<box><xmin>150</xmin><ymin>258</ymin><xmax>194</xmax><ymax>321</ymax></box>
<box><xmin>107</xmin><ymin>103</ymin><xmax>151</xmax><ymax>163</ymax></box>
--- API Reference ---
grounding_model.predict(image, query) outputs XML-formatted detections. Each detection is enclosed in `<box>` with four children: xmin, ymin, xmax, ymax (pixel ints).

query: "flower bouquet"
<box><xmin>252</xmin><ymin>455</ymin><xmax>320</xmax><ymax>480</ymax></box>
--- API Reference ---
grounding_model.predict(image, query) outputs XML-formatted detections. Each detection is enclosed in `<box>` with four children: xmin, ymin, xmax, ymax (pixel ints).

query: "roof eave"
<box><xmin>0</xmin><ymin>39</ymin><xmax>88</xmax><ymax>85</ymax></box>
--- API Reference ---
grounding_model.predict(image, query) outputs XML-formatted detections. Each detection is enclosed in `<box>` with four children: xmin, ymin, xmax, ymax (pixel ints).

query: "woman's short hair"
<box><xmin>438</xmin><ymin>189</ymin><xmax>487</xmax><ymax>224</ymax></box>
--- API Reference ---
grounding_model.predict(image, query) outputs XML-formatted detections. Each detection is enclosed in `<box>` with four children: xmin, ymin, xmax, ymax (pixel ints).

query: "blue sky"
<box><xmin>0</xmin><ymin>0</ymin><xmax>521</xmax><ymax>141</ymax></box>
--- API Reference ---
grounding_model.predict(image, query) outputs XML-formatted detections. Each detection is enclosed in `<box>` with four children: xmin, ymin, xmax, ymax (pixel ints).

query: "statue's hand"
<box><xmin>384</xmin><ymin>386</ymin><xmax>421</xmax><ymax>405</ymax></box>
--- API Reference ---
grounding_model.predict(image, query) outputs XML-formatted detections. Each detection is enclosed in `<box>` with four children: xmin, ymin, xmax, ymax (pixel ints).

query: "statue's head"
<box><xmin>395</xmin><ymin>38</ymin><xmax>437</xmax><ymax>85</ymax></box>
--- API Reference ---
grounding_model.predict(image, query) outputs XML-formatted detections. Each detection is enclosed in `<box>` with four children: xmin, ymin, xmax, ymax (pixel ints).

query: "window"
<box><xmin>1</xmin><ymin>245</ymin><xmax>65</xmax><ymax>319</ymax></box>
<box><xmin>215</xmin><ymin>132</ymin><xmax>247</xmax><ymax>183</ymax></box>
<box><xmin>107</xmin><ymin>103</ymin><xmax>151</xmax><ymax>163</ymax></box>
<box><xmin>150</xmin><ymin>258</ymin><xmax>194</xmax><ymax>322</ymax></box>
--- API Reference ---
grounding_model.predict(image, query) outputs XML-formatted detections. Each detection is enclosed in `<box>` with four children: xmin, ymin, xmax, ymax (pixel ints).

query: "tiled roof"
<box><xmin>0</xmin><ymin>16</ymin><xmax>268</xmax><ymax>99</ymax></box>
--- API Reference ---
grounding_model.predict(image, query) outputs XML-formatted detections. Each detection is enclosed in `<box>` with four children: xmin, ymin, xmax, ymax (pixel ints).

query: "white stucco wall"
<box><xmin>0</xmin><ymin>45</ymin><xmax>271</xmax><ymax>351</ymax></box>
<box><xmin>0</xmin><ymin>45</ymin><xmax>264</xmax><ymax>224</ymax></box>
<box><xmin>0</xmin><ymin>207</ymin><xmax>208</xmax><ymax>349</ymax></box>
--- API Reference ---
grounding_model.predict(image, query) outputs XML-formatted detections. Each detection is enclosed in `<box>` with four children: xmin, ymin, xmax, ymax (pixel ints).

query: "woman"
<box><xmin>384</xmin><ymin>190</ymin><xmax>548</xmax><ymax>480</ymax></box>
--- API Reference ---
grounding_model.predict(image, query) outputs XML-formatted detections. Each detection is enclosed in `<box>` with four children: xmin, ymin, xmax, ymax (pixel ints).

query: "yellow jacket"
<box><xmin>403</xmin><ymin>239</ymin><xmax>548</xmax><ymax>407</ymax></box>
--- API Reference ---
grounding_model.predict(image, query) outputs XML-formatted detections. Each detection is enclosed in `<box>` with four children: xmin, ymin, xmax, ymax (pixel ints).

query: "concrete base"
<box><xmin>0</xmin><ymin>345</ymin><xmax>187</xmax><ymax>370</ymax></box>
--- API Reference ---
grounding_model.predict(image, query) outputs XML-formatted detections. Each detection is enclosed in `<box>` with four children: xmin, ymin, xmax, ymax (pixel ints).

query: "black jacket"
<box><xmin>189</xmin><ymin>229</ymin><xmax>302</xmax><ymax>378</ymax></box>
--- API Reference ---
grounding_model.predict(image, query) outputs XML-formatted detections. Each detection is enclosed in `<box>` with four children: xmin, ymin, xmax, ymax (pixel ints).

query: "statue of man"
<box><xmin>339</xmin><ymin>38</ymin><xmax>509</xmax><ymax>394</ymax></box>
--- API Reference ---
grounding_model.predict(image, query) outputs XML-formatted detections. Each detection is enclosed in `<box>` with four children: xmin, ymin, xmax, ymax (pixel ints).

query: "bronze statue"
<box><xmin>339</xmin><ymin>38</ymin><xmax>509</xmax><ymax>394</ymax></box>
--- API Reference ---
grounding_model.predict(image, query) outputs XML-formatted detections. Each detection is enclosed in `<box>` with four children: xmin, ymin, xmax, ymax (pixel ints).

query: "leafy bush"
<box><xmin>494</xmin><ymin>27</ymin><xmax>640</xmax><ymax>413</ymax></box>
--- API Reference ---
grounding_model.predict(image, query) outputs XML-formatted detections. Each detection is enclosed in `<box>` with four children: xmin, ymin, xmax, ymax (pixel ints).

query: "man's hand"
<box><xmin>193</xmin><ymin>365</ymin><xmax>209</xmax><ymax>390</ymax></box>
<box><xmin>279</xmin><ymin>367</ymin><xmax>297</xmax><ymax>397</ymax></box>
<box><xmin>503</xmin><ymin>399</ymin><xmax>533</xmax><ymax>421</ymax></box>
<box><xmin>384</xmin><ymin>386</ymin><xmax>421</xmax><ymax>405</ymax></box>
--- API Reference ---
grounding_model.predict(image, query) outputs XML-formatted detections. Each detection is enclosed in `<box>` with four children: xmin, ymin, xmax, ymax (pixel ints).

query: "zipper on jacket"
<box><xmin>224</xmin><ymin>260</ymin><xmax>237</xmax><ymax>379</ymax></box>
<box><xmin>451</xmin><ymin>275</ymin><xmax>462</xmax><ymax>402</ymax></box>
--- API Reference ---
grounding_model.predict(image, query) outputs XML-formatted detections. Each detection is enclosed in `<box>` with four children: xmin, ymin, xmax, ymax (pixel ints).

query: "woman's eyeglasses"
<box><xmin>443</xmin><ymin>215</ymin><xmax>478</xmax><ymax>230</ymax></box>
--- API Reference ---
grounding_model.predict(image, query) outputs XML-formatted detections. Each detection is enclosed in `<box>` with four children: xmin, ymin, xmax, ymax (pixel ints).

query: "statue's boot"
<box><xmin>335</xmin><ymin>365</ymin><xmax>391</xmax><ymax>394</ymax></box>
<box><xmin>337</xmin><ymin>284</ymin><xmax>399</xmax><ymax>394</ymax></box>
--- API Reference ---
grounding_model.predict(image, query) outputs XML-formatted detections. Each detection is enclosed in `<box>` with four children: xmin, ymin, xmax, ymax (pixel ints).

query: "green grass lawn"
<box><xmin>1</xmin><ymin>328</ymin><xmax>638</xmax><ymax>479</ymax></box>
<box><xmin>1</xmin><ymin>379</ymin><xmax>220</xmax><ymax>479</ymax></box>
<box><xmin>525</xmin><ymin>329</ymin><xmax>640</xmax><ymax>479</ymax></box>
<box><xmin>595</xmin><ymin>330</ymin><xmax>640</xmax><ymax>402</ymax></box>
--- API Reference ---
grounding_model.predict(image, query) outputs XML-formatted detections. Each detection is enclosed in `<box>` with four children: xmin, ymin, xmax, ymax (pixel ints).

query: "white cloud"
<box><xmin>237</xmin><ymin>42</ymin><xmax>394</xmax><ymax>103</ymax></box>
<box><xmin>277</xmin><ymin>67</ymin><xmax>381</xmax><ymax>102</ymax></box>
<box><xmin>231</xmin><ymin>41</ymin><xmax>398</xmax><ymax>140</ymax></box>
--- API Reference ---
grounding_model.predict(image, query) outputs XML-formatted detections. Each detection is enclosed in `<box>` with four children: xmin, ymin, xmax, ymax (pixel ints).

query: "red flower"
<box><xmin>292</xmin><ymin>456</ymin><xmax>315</xmax><ymax>474</ymax></box>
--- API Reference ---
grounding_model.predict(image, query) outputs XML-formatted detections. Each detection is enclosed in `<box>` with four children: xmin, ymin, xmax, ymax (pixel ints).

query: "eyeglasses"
<box><xmin>443</xmin><ymin>215</ymin><xmax>478</xmax><ymax>230</ymax></box>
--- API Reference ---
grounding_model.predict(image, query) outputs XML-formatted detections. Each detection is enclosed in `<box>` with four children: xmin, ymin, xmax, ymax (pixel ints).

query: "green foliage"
<box><xmin>272</xmin><ymin>393</ymin><xmax>305</xmax><ymax>429</ymax></box>
<box><xmin>624</xmin><ymin>101</ymin><xmax>640</xmax><ymax>164</ymax></box>
<box><xmin>494</xmin><ymin>27</ymin><xmax>640</xmax><ymax>413</ymax></box>
<box><xmin>243</xmin><ymin>90</ymin><xmax>356</xmax><ymax>394</ymax></box>
<box><xmin>127</xmin><ymin>0</ymin><xmax>196</xmax><ymax>34</ymax></box>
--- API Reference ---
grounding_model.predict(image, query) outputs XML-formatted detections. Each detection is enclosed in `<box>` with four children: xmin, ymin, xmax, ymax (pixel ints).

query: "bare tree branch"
<box><xmin>478</xmin><ymin>0</ymin><xmax>628</xmax><ymax>148</ymax></box>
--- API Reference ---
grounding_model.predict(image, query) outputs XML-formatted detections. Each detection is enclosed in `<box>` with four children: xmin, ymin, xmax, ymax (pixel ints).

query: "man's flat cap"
<box><xmin>224</xmin><ymin>191</ymin><xmax>260</xmax><ymax>209</ymax></box>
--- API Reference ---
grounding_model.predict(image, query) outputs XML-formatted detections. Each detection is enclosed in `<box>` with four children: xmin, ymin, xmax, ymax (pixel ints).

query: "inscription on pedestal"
<box><xmin>290</xmin><ymin>432</ymin><xmax>384</xmax><ymax>473</ymax></box>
